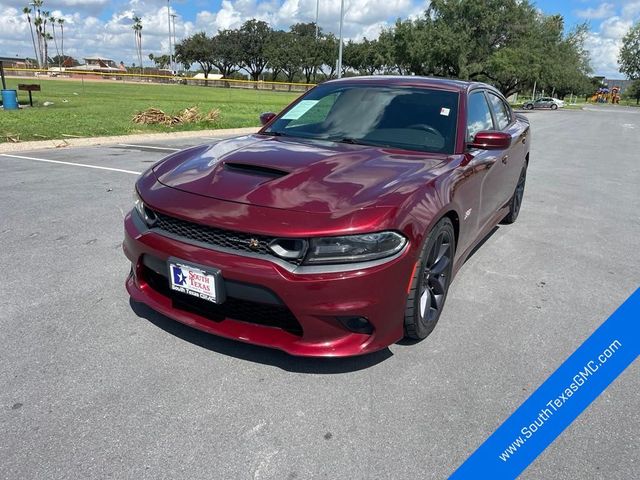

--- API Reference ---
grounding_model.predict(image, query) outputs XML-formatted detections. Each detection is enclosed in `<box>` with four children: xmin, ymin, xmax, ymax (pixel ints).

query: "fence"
<box><xmin>3</xmin><ymin>67</ymin><xmax>316</xmax><ymax>93</ymax></box>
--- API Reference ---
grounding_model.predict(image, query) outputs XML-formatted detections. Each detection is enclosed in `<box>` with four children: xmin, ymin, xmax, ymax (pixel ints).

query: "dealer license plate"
<box><xmin>168</xmin><ymin>260</ymin><xmax>219</xmax><ymax>303</ymax></box>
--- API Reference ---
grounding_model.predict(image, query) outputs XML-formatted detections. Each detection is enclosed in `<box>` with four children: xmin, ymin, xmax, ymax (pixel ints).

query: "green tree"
<box><xmin>175</xmin><ymin>32</ymin><xmax>216</xmax><ymax>83</ymax></box>
<box><xmin>289</xmin><ymin>23</ymin><xmax>323</xmax><ymax>83</ymax></box>
<box><xmin>378</xmin><ymin>0</ymin><xmax>592</xmax><ymax>97</ymax></box>
<box><xmin>211</xmin><ymin>29</ymin><xmax>242</xmax><ymax>78</ymax></box>
<box><xmin>264</xmin><ymin>30</ymin><xmax>301</xmax><ymax>86</ymax></box>
<box><xmin>237</xmin><ymin>19</ymin><xmax>272</xmax><ymax>81</ymax></box>
<box><xmin>343</xmin><ymin>41</ymin><xmax>361</xmax><ymax>73</ymax></box>
<box><xmin>149</xmin><ymin>54</ymin><xmax>171</xmax><ymax>69</ymax></box>
<box><xmin>423</xmin><ymin>0</ymin><xmax>539</xmax><ymax>80</ymax></box>
<box><xmin>626</xmin><ymin>79</ymin><xmax>640</xmax><ymax>104</ymax></box>
<box><xmin>378</xmin><ymin>20</ymin><xmax>426</xmax><ymax>75</ymax></box>
<box><xmin>619</xmin><ymin>22</ymin><xmax>640</xmax><ymax>79</ymax></box>
<box><xmin>541</xmin><ymin>23</ymin><xmax>592</xmax><ymax>98</ymax></box>
<box><xmin>317</xmin><ymin>33</ymin><xmax>338</xmax><ymax>79</ymax></box>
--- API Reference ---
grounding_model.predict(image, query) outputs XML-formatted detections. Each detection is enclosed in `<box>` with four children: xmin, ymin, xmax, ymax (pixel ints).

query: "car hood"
<box><xmin>152</xmin><ymin>134</ymin><xmax>447</xmax><ymax>214</ymax></box>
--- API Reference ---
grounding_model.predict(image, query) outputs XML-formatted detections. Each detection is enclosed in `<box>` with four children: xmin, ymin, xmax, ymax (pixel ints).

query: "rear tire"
<box><xmin>502</xmin><ymin>163</ymin><xmax>527</xmax><ymax>224</ymax></box>
<box><xmin>404</xmin><ymin>218</ymin><xmax>455</xmax><ymax>340</ymax></box>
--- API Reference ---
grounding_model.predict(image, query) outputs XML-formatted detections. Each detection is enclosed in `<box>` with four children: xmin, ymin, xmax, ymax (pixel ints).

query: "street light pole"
<box><xmin>171</xmin><ymin>13</ymin><xmax>177</xmax><ymax>71</ymax></box>
<box><xmin>315</xmin><ymin>0</ymin><xmax>319</xmax><ymax>38</ymax></box>
<box><xmin>337</xmin><ymin>0</ymin><xmax>344</xmax><ymax>78</ymax></box>
<box><xmin>167</xmin><ymin>0</ymin><xmax>173</xmax><ymax>73</ymax></box>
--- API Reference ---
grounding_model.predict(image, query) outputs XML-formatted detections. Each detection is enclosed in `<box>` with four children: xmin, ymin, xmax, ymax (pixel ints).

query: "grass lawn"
<box><xmin>0</xmin><ymin>78</ymin><xmax>300</xmax><ymax>143</ymax></box>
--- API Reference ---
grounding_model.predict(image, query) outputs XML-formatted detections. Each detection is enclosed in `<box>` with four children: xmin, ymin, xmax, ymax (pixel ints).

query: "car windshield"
<box><xmin>263</xmin><ymin>83</ymin><xmax>459</xmax><ymax>154</ymax></box>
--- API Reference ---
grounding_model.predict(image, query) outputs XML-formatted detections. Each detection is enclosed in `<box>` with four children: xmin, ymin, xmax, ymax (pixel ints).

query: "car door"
<box><xmin>464</xmin><ymin>90</ymin><xmax>511</xmax><ymax>231</ymax></box>
<box><xmin>486</xmin><ymin>91</ymin><xmax>527</xmax><ymax>208</ymax></box>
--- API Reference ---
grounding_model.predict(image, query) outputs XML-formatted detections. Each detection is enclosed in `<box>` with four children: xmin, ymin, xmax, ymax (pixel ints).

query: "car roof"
<box><xmin>323</xmin><ymin>75</ymin><xmax>497</xmax><ymax>94</ymax></box>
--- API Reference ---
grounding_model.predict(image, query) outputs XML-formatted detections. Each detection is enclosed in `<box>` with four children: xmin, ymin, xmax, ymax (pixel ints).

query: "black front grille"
<box><xmin>152</xmin><ymin>211</ymin><xmax>302</xmax><ymax>265</ymax></box>
<box><xmin>141</xmin><ymin>265</ymin><xmax>303</xmax><ymax>336</ymax></box>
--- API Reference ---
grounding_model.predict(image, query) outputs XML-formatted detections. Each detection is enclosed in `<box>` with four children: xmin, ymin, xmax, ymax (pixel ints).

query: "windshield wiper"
<box><xmin>258</xmin><ymin>130</ymin><xmax>288</xmax><ymax>137</ymax></box>
<box><xmin>333</xmin><ymin>137</ymin><xmax>394</xmax><ymax>148</ymax></box>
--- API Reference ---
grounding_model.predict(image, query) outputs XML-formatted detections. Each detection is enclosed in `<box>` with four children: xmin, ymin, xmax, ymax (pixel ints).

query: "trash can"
<box><xmin>1</xmin><ymin>89</ymin><xmax>19</xmax><ymax>110</ymax></box>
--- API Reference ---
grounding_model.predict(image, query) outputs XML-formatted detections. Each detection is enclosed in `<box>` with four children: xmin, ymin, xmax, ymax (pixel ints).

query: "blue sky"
<box><xmin>1</xmin><ymin>0</ymin><xmax>639</xmax><ymax>77</ymax></box>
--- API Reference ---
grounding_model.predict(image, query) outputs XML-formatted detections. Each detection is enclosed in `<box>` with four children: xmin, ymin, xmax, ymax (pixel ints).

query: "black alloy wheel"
<box><xmin>502</xmin><ymin>163</ymin><xmax>527</xmax><ymax>224</ymax></box>
<box><xmin>404</xmin><ymin>217</ymin><xmax>455</xmax><ymax>340</ymax></box>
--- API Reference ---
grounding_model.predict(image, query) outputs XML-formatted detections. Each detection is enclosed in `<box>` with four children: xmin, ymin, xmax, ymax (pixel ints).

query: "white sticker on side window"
<box><xmin>440</xmin><ymin>107</ymin><xmax>450</xmax><ymax>116</ymax></box>
<box><xmin>281</xmin><ymin>100</ymin><xmax>319</xmax><ymax>120</ymax></box>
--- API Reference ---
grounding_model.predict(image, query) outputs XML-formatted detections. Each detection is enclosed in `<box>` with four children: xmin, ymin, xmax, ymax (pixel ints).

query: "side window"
<box><xmin>466</xmin><ymin>92</ymin><xmax>494</xmax><ymax>142</ymax></box>
<box><xmin>487</xmin><ymin>93</ymin><xmax>511</xmax><ymax>130</ymax></box>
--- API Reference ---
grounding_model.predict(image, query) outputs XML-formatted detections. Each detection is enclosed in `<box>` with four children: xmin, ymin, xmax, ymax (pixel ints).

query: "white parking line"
<box><xmin>118</xmin><ymin>143</ymin><xmax>180</xmax><ymax>151</ymax></box>
<box><xmin>0</xmin><ymin>153</ymin><xmax>141</xmax><ymax>175</ymax></box>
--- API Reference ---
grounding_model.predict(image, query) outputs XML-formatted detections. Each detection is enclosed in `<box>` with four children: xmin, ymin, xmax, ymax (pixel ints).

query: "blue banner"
<box><xmin>450</xmin><ymin>288</ymin><xmax>640</xmax><ymax>479</ymax></box>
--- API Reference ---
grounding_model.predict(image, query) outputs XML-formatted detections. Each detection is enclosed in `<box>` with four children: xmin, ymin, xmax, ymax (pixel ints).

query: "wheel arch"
<box><xmin>441</xmin><ymin>210</ymin><xmax>460</xmax><ymax>251</ymax></box>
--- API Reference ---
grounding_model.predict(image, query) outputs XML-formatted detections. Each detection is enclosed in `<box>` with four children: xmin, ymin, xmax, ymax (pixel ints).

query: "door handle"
<box><xmin>502</xmin><ymin>155</ymin><xmax>509</xmax><ymax>165</ymax></box>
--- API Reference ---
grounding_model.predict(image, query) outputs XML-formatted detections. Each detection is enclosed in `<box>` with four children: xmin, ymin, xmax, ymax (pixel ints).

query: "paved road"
<box><xmin>1</xmin><ymin>106</ymin><xmax>638</xmax><ymax>479</ymax></box>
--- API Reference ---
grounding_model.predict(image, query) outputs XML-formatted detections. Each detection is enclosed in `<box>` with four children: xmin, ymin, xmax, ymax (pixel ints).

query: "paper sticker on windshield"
<box><xmin>440</xmin><ymin>107</ymin><xmax>450</xmax><ymax>116</ymax></box>
<box><xmin>282</xmin><ymin>100</ymin><xmax>319</xmax><ymax>120</ymax></box>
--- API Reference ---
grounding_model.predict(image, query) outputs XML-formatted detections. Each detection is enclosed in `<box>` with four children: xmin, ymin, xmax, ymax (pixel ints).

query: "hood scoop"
<box><xmin>223</xmin><ymin>162</ymin><xmax>289</xmax><ymax>178</ymax></box>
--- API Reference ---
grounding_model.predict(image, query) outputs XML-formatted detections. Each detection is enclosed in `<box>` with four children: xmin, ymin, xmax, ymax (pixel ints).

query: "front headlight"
<box><xmin>134</xmin><ymin>190</ymin><xmax>145</xmax><ymax>218</ymax></box>
<box><xmin>133</xmin><ymin>190</ymin><xmax>157</xmax><ymax>226</ymax></box>
<box><xmin>303</xmin><ymin>231</ymin><xmax>407</xmax><ymax>265</ymax></box>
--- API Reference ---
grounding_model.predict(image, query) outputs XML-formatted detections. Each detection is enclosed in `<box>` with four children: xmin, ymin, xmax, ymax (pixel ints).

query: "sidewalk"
<box><xmin>0</xmin><ymin>127</ymin><xmax>260</xmax><ymax>153</ymax></box>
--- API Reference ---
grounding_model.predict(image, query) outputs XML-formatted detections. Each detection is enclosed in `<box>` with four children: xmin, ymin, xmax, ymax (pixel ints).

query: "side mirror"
<box><xmin>468</xmin><ymin>131</ymin><xmax>512</xmax><ymax>150</ymax></box>
<box><xmin>259</xmin><ymin>112</ymin><xmax>276</xmax><ymax>126</ymax></box>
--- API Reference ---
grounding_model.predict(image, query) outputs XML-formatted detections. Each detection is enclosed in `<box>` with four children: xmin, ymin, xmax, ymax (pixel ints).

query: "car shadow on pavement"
<box><xmin>129</xmin><ymin>299</ymin><xmax>393</xmax><ymax>373</ymax></box>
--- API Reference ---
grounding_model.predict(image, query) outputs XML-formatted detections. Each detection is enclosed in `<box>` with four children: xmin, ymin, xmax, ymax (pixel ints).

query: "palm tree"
<box><xmin>132</xmin><ymin>15</ymin><xmax>143</xmax><ymax>75</ymax></box>
<box><xmin>44</xmin><ymin>33</ymin><xmax>53</xmax><ymax>69</ymax></box>
<box><xmin>50</xmin><ymin>15</ymin><xmax>61</xmax><ymax>69</ymax></box>
<box><xmin>42</xmin><ymin>10</ymin><xmax>50</xmax><ymax>68</ymax></box>
<box><xmin>30</xmin><ymin>0</ymin><xmax>45</xmax><ymax>67</ymax></box>
<box><xmin>33</xmin><ymin>15</ymin><xmax>43</xmax><ymax>68</ymax></box>
<box><xmin>57</xmin><ymin>18</ymin><xmax>65</xmax><ymax>65</ymax></box>
<box><xmin>23</xmin><ymin>6</ymin><xmax>40</xmax><ymax>68</ymax></box>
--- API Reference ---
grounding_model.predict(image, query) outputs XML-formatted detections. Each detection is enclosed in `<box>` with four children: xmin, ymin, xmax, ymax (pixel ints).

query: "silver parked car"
<box><xmin>523</xmin><ymin>97</ymin><xmax>565</xmax><ymax>110</ymax></box>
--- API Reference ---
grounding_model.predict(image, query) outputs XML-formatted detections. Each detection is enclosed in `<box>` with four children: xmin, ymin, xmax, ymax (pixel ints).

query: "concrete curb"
<box><xmin>0</xmin><ymin>127</ymin><xmax>260</xmax><ymax>153</ymax></box>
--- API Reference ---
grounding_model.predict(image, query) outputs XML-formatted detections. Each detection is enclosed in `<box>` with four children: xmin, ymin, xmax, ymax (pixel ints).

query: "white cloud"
<box><xmin>584</xmin><ymin>4</ymin><xmax>640</xmax><ymax>77</ymax></box>
<box><xmin>600</xmin><ymin>16</ymin><xmax>632</xmax><ymax>39</ymax></box>
<box><xmin>0</xmin><ymin>1</ymin><xmax>197</xmax><ymax>65</ymax></box>
<box><xmin>584</xmin><ymin>34</ymin><xmax>623</xmax><ymax>77</ymax></box>
<box><xmin>3</xmin><ymin>0</ymin><xmax>109</xmax><ymax>15</ymax></box>
<box><xmin>576</xmin><ymin>2</ymin><xmax>615</xmax><ymax>20</ymax></box>
<box><xmin>622</xmin><ymin>1</ymin><xmax>640</xmax><ymax>19</ymax></box>
<box><xmin>0</xmin><ymin>0</ymin><xmax>425</xmax><ymax>65</ymax></box>
<box><xmin>5</xmin><ymin>0</ymin><xmax>635</xmax><ymax>77</ymax></box>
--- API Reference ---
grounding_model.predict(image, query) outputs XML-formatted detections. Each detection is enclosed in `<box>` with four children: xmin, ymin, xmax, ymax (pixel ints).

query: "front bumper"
<box><xmin>123</xmin><ymin>211</ymin><xmax>416</xmax><ymax>357</ymax></box>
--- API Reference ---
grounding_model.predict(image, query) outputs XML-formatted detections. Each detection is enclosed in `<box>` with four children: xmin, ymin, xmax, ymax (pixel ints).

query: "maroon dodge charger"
<box><xmin>123</xmin><ymin>76</ymin><xmax>530</xmax><ymax>357</ymax></box>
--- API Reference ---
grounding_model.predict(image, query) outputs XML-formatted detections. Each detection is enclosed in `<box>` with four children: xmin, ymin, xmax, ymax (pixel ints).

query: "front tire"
<box><xmin>551</xmin><ymin>104</ymin><xmax>558</xmax><ymax>110</ymax></box>
<box><xmin>404</xmin><ymin>217</ymin><xmax>455</xmax><ymax>340</ymax></box>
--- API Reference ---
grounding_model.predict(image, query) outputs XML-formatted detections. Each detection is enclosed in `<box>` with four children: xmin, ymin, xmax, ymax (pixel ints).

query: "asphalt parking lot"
<box><xmin>1</xmin><ymin>105</ymin><xmax>638</xmax><ymax>479</ymax></box>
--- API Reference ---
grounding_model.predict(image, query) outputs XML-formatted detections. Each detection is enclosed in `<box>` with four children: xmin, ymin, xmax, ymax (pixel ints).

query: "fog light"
<box><xmin>337</xmin><ymin>316</ymin><xmax>373</xmax><ymax>334</ymax></box>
